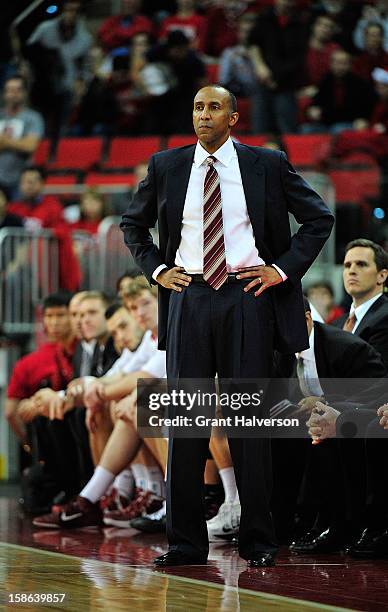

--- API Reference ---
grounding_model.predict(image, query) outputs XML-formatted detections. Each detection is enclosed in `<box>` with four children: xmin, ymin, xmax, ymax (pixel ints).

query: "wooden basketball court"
<box><xmin>1</xmin><ymin>496</ymin><xmax>387</xmax><ymax>611</ymax></box>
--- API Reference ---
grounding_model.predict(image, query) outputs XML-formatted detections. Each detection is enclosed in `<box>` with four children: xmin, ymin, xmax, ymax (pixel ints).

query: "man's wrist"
<box><xmin>152</xmin><ymin>264</ymin><xmax>167</xmax><ymax>282</ymax></box>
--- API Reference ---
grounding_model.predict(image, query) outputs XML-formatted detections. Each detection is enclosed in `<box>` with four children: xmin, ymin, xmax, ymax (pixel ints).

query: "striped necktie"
<box><xmin>343</xmin><ymin>313</ymin><xmax>356</xmax><ymax>333</ymax></box>
<box><xmin>203</xmin><ymin>156</ymin><xmax>228</xmax><ymax>290</ymax></box>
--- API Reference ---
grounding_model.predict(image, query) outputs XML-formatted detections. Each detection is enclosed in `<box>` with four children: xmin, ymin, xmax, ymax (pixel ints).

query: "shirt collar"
<box><xmin>296</xmin><ymin>326</ymin><xmax>315</xmax><ymax>361</ymax></box>
<box><xmin>350</xmin><ymin>293</ymin><xmax>382</xmax><ymax>323</ymax></box>
<box><xmin>193</xmin><ymin>137</ymin><xmax>236</xmax><ymax>169</ymax></box>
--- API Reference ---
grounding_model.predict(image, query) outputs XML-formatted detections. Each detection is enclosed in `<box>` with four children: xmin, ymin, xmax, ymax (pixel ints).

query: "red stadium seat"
<box><xmin>84</xmin><ymin>172</ymin><xmax>137</xmax><ymax>187</ymax></box>
<box><xmin>45</xmin><ymin>174</ymin><xmax>78</xmax><ymax>200</ymax></box>
<box><xmin>32</xmin><ymin>138</ymin><xmax>51</xmax><ymax>166</ymax></box>
<box><xmin>328</xmin><ymin>168</ymin><xmax>380</xmax><ymax>204</ymax></box>
<box><xmin>230</xmin><ymin>98</ymin><xmax>252</xmax><ymax>133</ymax></box>
<box><xmin>45</xmin><ymin>174</ymin><xmax>78</xmax><ymax>187</ymax></box>
<box><xmin>283</xmin><ymin>134</ymin><xmax>332</xmax><ymax>167</ymax></box>
<box><xmin>103</xmin><ymin>137</ymin><xmax>160</xmax><ymax>169</ymax></box>
<box><xmin>49</xmin><ymin>138</ymin><xmax>104</xmax><ymax>171</ymax></box>
<box><xmin>167</xmin><ymin>136</ymin><xmax>196</xmax><ymax>148</ymax></box>
<box><xmin>235</xmin><ymin>135</ymin><xmax>267</xmax><ymax>146</ymax></box>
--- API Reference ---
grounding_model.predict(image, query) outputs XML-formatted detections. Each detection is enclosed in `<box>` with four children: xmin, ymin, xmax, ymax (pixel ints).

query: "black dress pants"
<box><xmin>165</xmin><ymin>280</ymin><xmax>278</xmax><ymax>559</ymax></box>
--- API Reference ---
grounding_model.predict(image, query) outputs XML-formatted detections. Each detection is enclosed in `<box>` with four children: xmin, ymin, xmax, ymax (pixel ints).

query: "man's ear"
<box><xmin>229</xmin><ymin>112</ymin><xmax>239</xmax><ymax>127</ymax></box>
<box><xmin>377</xmin><ymin>268</ymin><xmax>388</xmax><ymax>285</ymax></box>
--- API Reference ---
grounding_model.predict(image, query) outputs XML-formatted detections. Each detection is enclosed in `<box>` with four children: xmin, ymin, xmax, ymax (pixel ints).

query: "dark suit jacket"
<box><xmin>277</xmin><ymin>321</ymin><xmax>386</xmax><ymax>403</ymax></box>
<box><xmin>120</xmin><ymin>143</ymin><xmax>334</xmax><ymax>352</ymax></box>
<box><xmin>334</xmin><ymin>294</ymin><xmax>388</xmax><ymax>369</ymax></box>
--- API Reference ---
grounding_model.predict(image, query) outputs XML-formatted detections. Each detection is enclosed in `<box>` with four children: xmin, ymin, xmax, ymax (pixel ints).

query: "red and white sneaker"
<box><xmin>100</xmin><ymin>488</ymin><xmax>131</xmax><ymax>513</ymax></box>
<box><xmin>103</xmin><ymin>488</ymin><xmax>164</xmax><ymax>528</ymax></box>
<box><xmin>32</xmin><ymin>496</ymin><xmax>103</xmax><ymax>529</ymax></box>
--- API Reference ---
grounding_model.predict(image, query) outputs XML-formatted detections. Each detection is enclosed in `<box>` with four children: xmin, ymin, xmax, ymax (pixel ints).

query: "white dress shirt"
<box><xmin>349</xmin><ymin>293</ymin><xmax>382</xmax><ymax>333</ymax></box>
<box><xmin>153</xmin><ymin>137</ymin><xmax>286</xmax><ymax>281</ymax></box>
<box><xmin>295</xmin><ymin>327</ymin><xmax>324</xmax><ymax>398</ymax></box>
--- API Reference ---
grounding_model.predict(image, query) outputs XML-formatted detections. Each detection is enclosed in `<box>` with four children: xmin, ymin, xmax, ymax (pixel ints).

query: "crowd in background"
<box><xmin>1</xmin><ymin>0</ymin><xmax>388</xmax><ymax>562</ymax></box>
<box><xmin>0</xmin><ymin>0</ymin><xmax>386</xmax><ymax>140</ymax></box>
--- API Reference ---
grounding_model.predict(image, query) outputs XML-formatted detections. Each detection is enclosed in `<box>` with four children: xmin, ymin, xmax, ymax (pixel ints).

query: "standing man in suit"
<box><xmin>334</xmin><ymin>239</ymin><xmax>388</xmax><ymax>368</ymax></box>
<box><xmin>120</xmin><ymin>85</ymin><xmax>334</xmax><ymax>567</ymax></box>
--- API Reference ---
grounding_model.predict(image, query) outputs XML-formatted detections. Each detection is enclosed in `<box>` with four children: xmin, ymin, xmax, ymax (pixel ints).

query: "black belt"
<box><xmin>189</xmin><ymin>273</ymin><xmax>241</xmax><ymax>284</ymax></box>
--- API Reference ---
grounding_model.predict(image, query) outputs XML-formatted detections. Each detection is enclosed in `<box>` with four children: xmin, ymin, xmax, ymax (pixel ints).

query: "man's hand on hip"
<box><xmin>236</xmin><ymin>265</ymin><xmax>282</xmax><ymax>296</ymax></box>
<box><xmin>156</xmin><ymin>266</ymin><xmax>191</xmax><ymax>292</ymax></box>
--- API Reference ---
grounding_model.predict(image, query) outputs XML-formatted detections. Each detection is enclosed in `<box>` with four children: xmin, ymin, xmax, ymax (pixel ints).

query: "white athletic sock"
<box><xmin>130</xmin><ymin>463</ymin><xmax>148</xmax><ymax>490</ymax></box>
<box><xmin>80</xmin><ymin>466</ymin><xmax>115</xmax><ymax>504</ymax></box>
<box><xmin>113</xmin><ymin>469</ymin><xmax>134</xmax><ymax>500</ymax></box>
<box><xmin>219</xmin><ymin>467</ymin><xmax>238</xmax><ymax>503</ymax></box>
<box><xmin>144</xmin><ymin>466</ymin><xmax>165</xmax><ymax>497</ymax></box>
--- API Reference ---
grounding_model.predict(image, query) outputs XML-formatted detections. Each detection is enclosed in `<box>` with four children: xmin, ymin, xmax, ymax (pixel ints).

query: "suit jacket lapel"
<box><xmin>166</xmin><ymin>145</ymin><xmax>195</xmax><ymax>255</ymax></box>
<box><xmin>234</xmin><ymin>143</ymin><xmax>269</xmax><ymax>258</ymax></box>
<box><xmin>355</xmin><ymin>295</ymin><xmax>385</xmax><ymax>336</ymax></box>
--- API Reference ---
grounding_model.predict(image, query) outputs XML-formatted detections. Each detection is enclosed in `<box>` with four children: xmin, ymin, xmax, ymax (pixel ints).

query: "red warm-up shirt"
<box><xmin>7</xmin><ymin>341</ymin><xmax>76</xmax><ymax>400</ymax></box>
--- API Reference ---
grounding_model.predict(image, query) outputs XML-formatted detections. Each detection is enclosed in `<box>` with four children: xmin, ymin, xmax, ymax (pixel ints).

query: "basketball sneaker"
<box><xmin>103</xmin><ymin>488</ymin><xmax>164</xmax><ymax>528</ymax></box>
<box><xmin>32</xmin><ymin>496</ymin><xmax>103</xmax><ymax>529</ymax></box>
<box><xmin>207</xmin><ymin>501</ymin><xmax>241</xmax><ymax>541</ymax></box>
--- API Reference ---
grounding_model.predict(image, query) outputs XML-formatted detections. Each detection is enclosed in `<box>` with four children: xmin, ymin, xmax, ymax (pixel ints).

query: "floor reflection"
<box><xmin>1</xmin><ymin>497</ymin><xmax>388</xmax><ymax>611</ymax></box>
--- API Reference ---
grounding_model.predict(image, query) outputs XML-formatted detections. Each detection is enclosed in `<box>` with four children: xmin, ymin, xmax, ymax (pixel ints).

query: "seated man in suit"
<box><xmin>272</xmin><ymin>297</ymin><xmax>386</xmax><ymax>548</ymax></box>
<box><xmin>328</xmin><ymin>237</ymin><xmax>388</xmax><ymax>558</ymax></box>
<box><xmin>307</xmin><ymin>393</ymin><xmax>388</xmax><ymax>559</ymax></box>
<box><xmin>334</xmin><ymin>238</ymin><xmax>388</xmax><ymax>368</ymax></box>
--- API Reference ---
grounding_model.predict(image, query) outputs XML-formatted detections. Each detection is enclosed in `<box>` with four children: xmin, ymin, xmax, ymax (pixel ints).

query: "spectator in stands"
<box><xmin>7</xmin><ymin>166</ymin><xmax>81</xmax><ymax>291</ymax></box>
<box><xmin>70</xmin><ymin>188</ymin><xmax>109</xmax><ymax>235</ymax></box>
<box><xmin>6</xmin><ymin>292</ymin><xmax>82</xmax><ymax>512</ymax></box>
<box><xmin>312</xmin><ymin>0</ymin><xmax>362</xmax><ymax>53</ymax></box>
<box><xmin>142</xmin><ymin>30</ymin><xmax>207</xmax><ymax>134</ymax></box>
<box><xmin>73</xmin><ymin>45</ymin><xmax>117</xmax><ymax>136</ymax></box>
<box><xmin>353</xmin><ymin>22</ymin><xmax>388</xmax><ymax>82</ymax></box>
<box><xmin>88</xmin><ymin>49</ymin><xmax>145</xmax><ymax>136</ymax></box>
<box><xmin>98</xmin><ymin>0</ymin><xmax>153</xmax><ymax>52</ymax></box>
<box><xmin>0</xmin><ymin>188</ymin><xmax>23</xmax><ymax>229</ymax></box>
<box><xmin>204</xmin><ymin>0</ymin><xmax>246</xmax><ymax>58</ymax></box>
<box><xmin>353</xmin><ymin>2</ymin><xmax>388</xmax><ymax>53</ymax></box>
<box><xmin>158</xmin><ymin>0</ymin><xmax>208</xmax><ymax>51</ymax></box>
<box><xmin>302</xmin><ymin>14</ymin><xmax>340</xmax><ymax>90</ymax></box>
<box><xmin>302</xmin><ymin>49</ymin><xmax>376</xmax><ymax>134</ymax></box>
<box><xmin>218</xmin><ymin>13</ymin><xmax>257</xmax><ymax>98</ymax></box>
<box><xmin>248</xmin><ymin>0</ymin><xmax>308</xmax><ymax>134</ymax></box>
<box><xmin>306</xmin><ymin>281</ymin><xmax>345</xmax><ymax>323</ymax></box>
<box><xmin>371</xmin><ymin>67</ymin><xmax>388</xmax><ymax>133</ymax></box>
<box><xmin>0</xmin><ymin>75</ymin><xmax>44</xmax><ymax>199</ymax></box>
<box><xmin>27</xmin><ymin>0</ymin><xmax>92</xmax><ymax>139</ymax></box>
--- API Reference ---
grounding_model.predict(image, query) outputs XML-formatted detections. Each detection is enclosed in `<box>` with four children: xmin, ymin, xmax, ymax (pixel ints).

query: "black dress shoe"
<box><xmin>154</xmin><ymin>550</ymin><xmax>208</xmax><ymax>566</ymax></box>
<box><xmin>247</xmin><ymin>553</ymin><xmax>276</xmax><ymax>567</ymax></box>
<box><xmin>346</xmin><ymin>528</ymin><xmax>388</xmax><ymax>559</ymax></box>
<box><xmin>130</xmin><ymin>514</ymin><xmax>166</xmax><ymax>534</ymax></box>
<box><xmin>291</xmin><ymin>527</ymin><xmax>346</xmax><ymax>554</ymax></box>
<box><xmin>289</xmin><ymin>529</ymin><xmax>320</xmax><ymax>552</ymax></box>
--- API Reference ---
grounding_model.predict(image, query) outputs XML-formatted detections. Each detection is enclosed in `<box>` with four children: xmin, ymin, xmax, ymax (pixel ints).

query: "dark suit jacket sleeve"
<box><xmin>120</xmin><ymin>155</ymin><xmax>164</xmax><ymax>283</ymax></box>
<box><xmin>366</xmin><ymin>318</ymin><xmax>388</xmax><ymax>371</ymax></box>
<box><xmin>272</xmin><ymin>152</ymin><xmax>334</xmax><ymax>284</ymax></box>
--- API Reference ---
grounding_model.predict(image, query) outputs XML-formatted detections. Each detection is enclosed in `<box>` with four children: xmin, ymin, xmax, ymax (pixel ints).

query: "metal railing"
<box><xmin>0</xmin><ymin>228</ymin><xmax>59</xmax><ymax>335</ymax></box>
<box><xmin>0</xmin><ymin>217</ymin><xmax>139</xmax><ymax>335</ymax></box>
